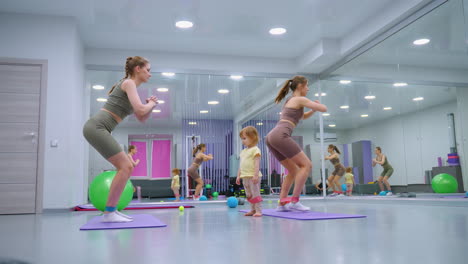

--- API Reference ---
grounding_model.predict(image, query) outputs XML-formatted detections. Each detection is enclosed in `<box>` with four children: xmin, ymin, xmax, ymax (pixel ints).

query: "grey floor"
<box><xmin>1</xmin><ymin>198</ymin><xmax>468</xmax><ymax>264</ymax></box>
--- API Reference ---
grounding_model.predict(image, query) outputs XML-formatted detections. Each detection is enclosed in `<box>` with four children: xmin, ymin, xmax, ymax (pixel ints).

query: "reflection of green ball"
<box><xmin>212</xmin><ymin>192</ymin><xmax>219</xmax><ymax>197</ymax></box>
<box><xmin>432</xmin><ymin>173</ymin><xmax>458</xmax><ymax>193</ymax></box>
<box><xmin>205</xmin><ymin>184</ymin><xmax>212</xmax><ymax>189</ymax></box>
<box><xmin>89</xmin><ymin>171</ymin><xmax>134</xmax><ymax>212</ymax></box>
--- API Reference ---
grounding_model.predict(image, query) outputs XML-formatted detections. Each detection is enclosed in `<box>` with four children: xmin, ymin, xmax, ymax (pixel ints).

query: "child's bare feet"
<box><xmin>253</xmin><ymin>212</ymin><xmax>262</xmax><ymax>217</ymax></box>
<box><xmin>244</xmin><ymin>211</ymin><xmax>255</xmax><ymax>216</ymax></box>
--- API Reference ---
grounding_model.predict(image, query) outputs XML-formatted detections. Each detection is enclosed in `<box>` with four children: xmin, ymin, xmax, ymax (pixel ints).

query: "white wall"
<box><xmin>456</xmin><ymin>88</ymin><xmax>468</xmax><ymax>191</ymax></box>
<box><xmin>0</xmin><ymin>13</ymin><xmax>86</xmax><ymax>209</ymax></box>
<box><xmin>336</xmin><ymin>101</ymin><xmax>460</xmax><ymax>186</ymax></box>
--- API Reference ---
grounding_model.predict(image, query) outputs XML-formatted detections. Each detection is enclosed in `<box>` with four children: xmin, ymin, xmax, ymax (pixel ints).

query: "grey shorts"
<box><xmin>332</xmin><ymin>164</ymin><xmax>345</xmax><ymax>177</ymax></box>
<box><xmin>83</xmin><ymin>111</ymin><xmax>122</xmax><ymax>159</ymax></box>
<box><xmin>381</xmin><ymin>167</ymin><xmax>394</xmax><ymax>178</ymax></box>
<box><xmin>265</xmin><ymin>122</ymin><xmax>302</xmax><ymax>162</ymax></box>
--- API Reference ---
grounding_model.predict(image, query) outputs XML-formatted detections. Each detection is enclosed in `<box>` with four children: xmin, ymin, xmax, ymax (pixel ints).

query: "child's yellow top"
<box><xmin>344</xmin><ymin>173</ymin><xmax>354</xmax><ymax>184</ymax></box>
<box><xmin>171</xmin><ymin>175</ymin><xmax>180</xmax><ymax>187</ymax></box>
<box><xmin>239</xmin><ymin>146</ymin><xmax>262</xmax><ymax>178</ymax></box>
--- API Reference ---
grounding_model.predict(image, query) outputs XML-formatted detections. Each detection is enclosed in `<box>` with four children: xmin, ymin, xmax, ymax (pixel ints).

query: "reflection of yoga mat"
<box><xmin>74</xmin><ymin>202</ymin><xmax>193</xmax><ymax>211</ymax></box>
<box><xmin>80</xmin><ymin>214</ymin><xmax>166</xmax><ymax>231</ymax></box>
<box><xmin>240</xmin><ymin>209</ymin><xmax>366</xmax><ymax>220</ymax></box>
<box><xmin>441</xmin><ymin>195</ymin><xmax>468</xmax><ymax>198</ymax></box>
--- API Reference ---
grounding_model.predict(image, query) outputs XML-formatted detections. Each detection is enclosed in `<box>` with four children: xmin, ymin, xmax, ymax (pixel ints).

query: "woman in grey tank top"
<box><xmin>83</xmin><ymin>56</ymin><xmax>158</xmax><ymax>223</ymax></box>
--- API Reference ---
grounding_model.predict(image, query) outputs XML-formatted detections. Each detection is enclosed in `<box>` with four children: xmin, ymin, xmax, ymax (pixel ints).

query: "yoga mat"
<box><xmin>240</xmin><ymin>209</ymin><xmax>366</xmax><ymax>220</ymax></box>
<box><xmin>74</xmin><ymin>202</ymin><xmax>193</xmax><ymax>211</ymax></box>
<box><xmin>80</xmin><ymin>214</ymin><xmax>166</xmax><ymax>231</ymax></box>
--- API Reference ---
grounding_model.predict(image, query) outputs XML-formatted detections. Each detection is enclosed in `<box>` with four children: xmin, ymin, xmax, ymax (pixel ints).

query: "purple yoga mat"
<box><xmin>240</xmin><ymin>209</ymin><xmax>366</xmax><ymax>220</ymax></box>
<box><xmin>80</xmin><ymin>214</ymin><xmax>166</xmax><ymax>231</ymax></box>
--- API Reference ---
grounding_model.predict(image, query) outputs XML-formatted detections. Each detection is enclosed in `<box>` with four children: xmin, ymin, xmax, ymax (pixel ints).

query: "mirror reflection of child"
<box><xmin>171</xmin><ymin>168</ymin><xmax>181</xmax><ymax>202</ymax></box>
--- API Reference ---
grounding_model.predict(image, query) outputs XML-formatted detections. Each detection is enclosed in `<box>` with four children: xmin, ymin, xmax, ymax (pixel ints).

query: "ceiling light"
<box><xmin>152</xmin><ymin>109</ymin><xmax>161</xmax><ymax>113</ymax></box>
<box><xmin>383</xmin><ymin>107</ymin><xmax>392</xmax><ymax>111</ymax></box>
<box><xmin>208</xmin><ymin>101</ymin><xmax>219</xmax><ymax>105</ymax></box>
<box><xmin>340</xmin><ymin>105</ymin><xmax>349</xmax><ymax>109</ymax></box>
<box><xmin>323</xmin><ymin>113</ymin><xmax>330</xmax><ymax>116</ymax></box>
<box><xmin>157</xmin><ymin>87</ymin><xmax>169</xmax><ymax>92</ymax></box>
<box><xmin>329</xmin><ymin>124</ymin><xmax>336</xmax><ymax>128</ymax></box>
<box><xmin>339</xmin><ymin>80</ymin><xmax>351</xmax><ymax>84</ymax></box>
<box><xmin>269</xmin><ymin>27</ymin><xmax>287</xmax><ymax>35</ymax></box>
<box><xmin>314</xmin><ymin>93</ymin><xmax>327</xmax><ymax>97</ymax></box>
<box><xmin>161</xmin><ymin>72</ymin><xmax>175</xmax><ymax>77</ymax></box>
<box><xmin>413</xmin><ymin>38</ymin><xmax>430</xmax><ymax>45</ymax></box>
<box><xmin>230</xmin><ymin>75</ymin><xmax>243</xmax><ymax>80</ymax></box>
<box><xmin>96</xmin><ymin>98</ymin><xmax>107</xmax><ymax>102</ymax></box>
<box><xmin>92</xmin><ymin>85</ymin><xmax>105</xmax><ymax>90</ymax></box>
<box><xmin>256</xmin><ymin>122</ymin><xmax>264</xmax><ymax>126</ymax></box>
<box><xmin>413</xmin><ymin>97</ymin><xmax>424</xmax><ymax>101</ymax></box>
<box><xmin>200</xmin><ymin>110</ymin><xmax>209</xmax><ymax>114</ymax></box>
<box><xmin>364</xmin><ymin>95</ymin><xmax>376</xmax><ymax>100</ymax></box>
<box><xmin>175</xmin><ymin>21</ymin><xmax>193</xmax><ymax>29</ymax></box>
<box><xmin>188</xmin><ymin>121</ymin><xmax>197</xmax><ymax>125</ymax></box>
<box><xmin>218</xmin><ymin>89</ymin><xmax>229</xmax><ymax>94</ymax></box>
<box><xmin>393</xmin><ymin>82</ymin><xmax>408</xmax><ymax>87</ymax></box>
<box><xmin>278</xmin><ymin>112</ymin><xmax>282</xmax><ymax>115</ymax></box>
<box><xmin>361</xmin><ymin>114</ymin><xmax>369</xmax><ymax>117</ymax></box>
<box><xmin>157</xmin><ymin>100</ymin><xmax>165</xmax><ymax>104</ymax></box>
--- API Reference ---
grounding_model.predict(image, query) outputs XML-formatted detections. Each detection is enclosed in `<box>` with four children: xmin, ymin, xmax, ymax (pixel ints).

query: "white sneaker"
<box><xmin>116</xmin><ymin>210</ymin><xmax>133</xmax><ymax>220</ymax></box>
<box><xmin>276</xmin><ymin>204</ymin><xmax>291</xmax><ymax>212</ymax></box>
<box><xmin>386</xmin><ymin>192</ymin><xmax>393</xmax><ymax>196</ymax></box>
<box><xmin>289</xmin><ymin>202</ymin><xmax>310</xmax><ymax>211</ymax></box>
<box><xmin>336</xmin><ymin>193</ymin><xmax>345</xmax><ymax>197</ymax></box>
<box><xmin>328</xmin><ymin>193</ymin><xmax>337</xmax><ymax>197</ymax></box>
<box><xmin>101</xmin><ymin>211</ymin><xmax>133</xmax><ymax>223</ymax></box>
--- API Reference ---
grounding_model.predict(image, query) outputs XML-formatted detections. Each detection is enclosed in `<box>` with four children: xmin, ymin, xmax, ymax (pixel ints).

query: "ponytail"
<box><xmin>274</xmin><ymin>76</ymin><xmax>308</xmax><ymax>104</ymax></box>
<box><xmin>192</xmin><ymin>143</ymin><xmax>206</xmax><ymax>157</ymax></box>
<box><xmin>328</xmin><ymin>144</ymin><xmax>341</xmax><ymax>154</ymax></box>
<box><xmin>108</xmin><ymin>56</ymin><xmax>149</xmax><ymax>95</ymax></box>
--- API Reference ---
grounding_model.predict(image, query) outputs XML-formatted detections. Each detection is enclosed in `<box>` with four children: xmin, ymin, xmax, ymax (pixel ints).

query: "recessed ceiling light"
<box><xmin>157</xmin><ymin>87</ymin><xmax>169</xmax><ymax>92</ymax></box>
<box><xmin>383</xmin><ymin>107</ymin><xmax>392</xmax><ymax>110</ymax></box>
<box><xmin>161</xmin><ymin>72</ymin><xmax>175</xmax><ymax>77</ymax></box>
<box><xmin>200</xmin><ymin>110</ymin><xmax>209</xmax><ymax>114</ymax></box>
<box><xmin>340</xmin><ymin>105</ymin><xmax>349</xmax><ymax>109</ymax></box>
<box><xmin>96</xmin><ymin>98</ymin><xmax>107</xmax><ymax>102</ymax></box>
<box><xmin>329</xmin><ymin>124</ymin><xmax>336</xmax><ymax>128</ymax></box>
<box><xmin>230</xmin><ymin>75</ymin><xmax>243</xmax><ymax>80</ymax></box>
<box><xmin>323</xmin><ymin>113</ymin><xmax>330</xmax><ymax>116</ymax></box>
<box><xmin>269</xmin><ymin>27</ymin><xmax>287</xmax><ymax>35</ymax></box>
<box><xmin>157</xmin><ymin>100</ymin><xmax>165</xmax><ymax>104</ymax></box>
<box><xmin>92</xmin><ymin>85</ymin><xmax>105</xmax><ymax>90</ymax></box>
<box><xmin>361</xmin><ymin>114</ymin><xmax>369</xmax><ymax>117</ymax></box>
<box><xmin>314</xmin><ymin>93</ymin><xmax>327</xmax><ymax>97</ymax></box>
<box><xmin>218</xmin><ymin>89</ymin><xmax>229</xmax><ymax>94</ymax></box>
<box><xmin>413</xmin><ymin>38</ymin><xmax>430</xmax><ymax>45</ymax></box>
<box><xmin>364</xmin><ymin>95</ymin><xmax>376</xmax><ymax>100</ymax></box>
<box><xmin>393</xmin><ymin>82</ymin><xmax>408</xmax><ymax>87</ymax></box>
<box><xmin>175</xmin><ymin>21</ymin><xmax>193</xmax><ymax>29</ymax></box>
<box><xmin>152</xmin><ymin>109</ymin><xmax>161</xmax><ymax>113</ymax></box>
<box><xmin>413</xmin><ymin>97</ymin><xmax>424</xmax><ymax>101</ymax></box>
<box><xmin>256</xmin><ymin>122</ymin><xmax>264</xmax><ymax>126</ymax></box>
<box><xmin>188</xmin><ymin>121</ymin><xmax>197</xmax><ymax>125</ymax></box>
<box><xmin>339</xmin><ymin>80</ymin><xmax>351</xmax><ymax>84</ymax></box>
<box><xmin>208</xmin><ymin>101</ymin><xmax>219</xmax><ymax>105</ymax></box>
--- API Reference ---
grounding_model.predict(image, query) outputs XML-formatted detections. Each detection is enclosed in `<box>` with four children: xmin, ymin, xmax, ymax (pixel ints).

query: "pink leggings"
<box><xmin>242</xmin><ymin>177</ymin><xmax>263</xmax><ymax>212</ymax></box>
<box><xmin>346</xmin><ymin>183</ymin><xmax>353</xmax><ymax>194</ymax></box>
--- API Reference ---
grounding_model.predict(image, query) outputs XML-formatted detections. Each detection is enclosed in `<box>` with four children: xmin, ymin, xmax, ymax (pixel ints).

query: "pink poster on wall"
<box><xmin>130</xmin><ymin>141</ymin><xmax>148</xmax><ymax>177</ymax></box>
<box><xmin>151</xmin><ymin>140</ymin><xmax>171</xmax><ymax>179</ymax></box>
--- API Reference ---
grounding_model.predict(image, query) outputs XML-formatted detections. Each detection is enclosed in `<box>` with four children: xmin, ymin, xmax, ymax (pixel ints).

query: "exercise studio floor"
<box><xmin>1</xmin><ymin>198</ymin><xmax>467</xmax><ymax>264</ymax></box>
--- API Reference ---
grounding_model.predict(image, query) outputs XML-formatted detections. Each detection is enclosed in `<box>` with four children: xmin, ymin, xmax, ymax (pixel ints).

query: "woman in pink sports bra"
<box><xmin>265</xmin><ymin>76</ymin><xmax>328</xmax><ymax>211</ymax></box>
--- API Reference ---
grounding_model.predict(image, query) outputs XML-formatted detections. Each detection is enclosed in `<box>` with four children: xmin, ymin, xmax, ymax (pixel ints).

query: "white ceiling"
<box><xmin>0</xmin><ymin>0</ymin><xmax>431</xmax><ymax>73</ymax></box>
<box><xmin>333</xmin><ymin>0</ymin><xmax>468</xmax><ymax>84</ymax></box>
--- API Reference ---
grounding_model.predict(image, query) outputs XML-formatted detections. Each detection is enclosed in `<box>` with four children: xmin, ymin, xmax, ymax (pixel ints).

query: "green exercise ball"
<box><xmin>431</xmin><ymin>173</ymin><xmax>458</xmax><ymax>193</ymax></box>
<box><xmin>212</xmin><ymin>191</ymin><xmax>219</xmax><ymax>197</ymax></box>
<box><xmin>205</xmin><ymin>184</ymin><xmax>212</xmax><ymax>189</ymax></box>
<box><xmin>89</xmin><ymin>171</ymin><xmax>134</xmax><ymax>212</ymax></box>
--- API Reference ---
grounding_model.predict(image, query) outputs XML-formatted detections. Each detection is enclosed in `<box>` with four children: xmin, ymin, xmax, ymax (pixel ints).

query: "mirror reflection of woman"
<box><xmin>127</xmin><ymin>145</ymin><xmax>140</xmax><ymax>167</ymax></box>
<box><xmin>188</xmin><ymin>143</ymin><xmax>213</xmax><ymax>200</ymax></box>
<box><xmin>324</xmin><ymin>144</ymin><xmax>345</xmax><ymax>197</ymax></box>
<box><xmin>373</xmin><ymin>147</ymin><xmax>393</xmax><ymax>196</ymax></box>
